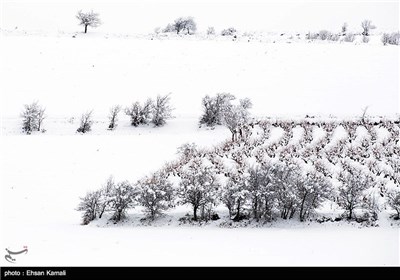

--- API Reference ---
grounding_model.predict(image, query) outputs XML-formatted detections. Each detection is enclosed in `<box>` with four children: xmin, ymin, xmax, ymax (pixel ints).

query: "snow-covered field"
<box><xmin>1</xmin><ymin>7</ymin><xmax>400</xmax><ymax>266</ymax></box>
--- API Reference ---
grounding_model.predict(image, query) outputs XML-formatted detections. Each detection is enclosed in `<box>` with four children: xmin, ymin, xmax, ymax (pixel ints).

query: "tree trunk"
<box><xmin>299</xmin><ymin>195</ymin><xmax>307</xmax><ymax>222</ymax></box>
<box><xmin>85</xmin><ymin>25</ymin><xmax>88</xmax><ymax>33</ymax></box>
<box><xmin>253</xmin><ymin>198</ymin><xmax>258</xmax><ymax>221</ymax></box>
<box><xmin>233</xmin><ymin>200</ymin><xmax>241</xmax><ymax>221</ymax></box>
<box><xmin>193</xmin><ymin>205</ymin><xmax>198</xmax><ymax>221</ymax></box>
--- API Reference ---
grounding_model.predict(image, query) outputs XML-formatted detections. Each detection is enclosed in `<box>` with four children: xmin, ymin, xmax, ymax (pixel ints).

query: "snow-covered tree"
<box><xmin>77</xmin><ymin>111</ymin><xmax>93</xmax><ymax>133</ymax></box>
<box><xmin>296</xmin><ymin>171</ymin><xmax>332</xmax><ymax>222</ymax></box>
<box><xmin>221</xmin><ymin>174</ymin><xmax>248</xmax><ymax>221</ymax></box>
<box><xmin>199</xmin><ymin>93</ymin><xmax>235</xmax><ymax>127</ymax></box>
<box><xmin>387</xmin><ymin>188</ymin><xmax>400</xmax><ymax>219</ymax></box>
<box><xmin>108</xmin><ymin>105</ymin><xmax>121</xmax><ymax>130</ymax></box>
<box><xmin>151</xmin><ymin>94</ymin><xmax>173</xmax><ymax>127</ymax></box>
<box><xmin>172</xmin><ymin>17</ymin><xmax>197</xmax><ymax>34</ymax></box>
<box><xmin>21</xmin><ymin>101</ymin><xmax>45</xmax><ymax>134</ymax></box>
<box><xmin>97</xmin><ymin>176</ymin><xmax>116</xmax><ymax>219</ymax></box>
<box><xmin>183</xmin><ymin>17</ymin><xmax>197</xmax><ymax>34</ymax></box>
<box><xmin>177</xmin><ymin>143</ymin><xmax>199</xmax><ymax>162</ymax></box>
<box><xmin>249</xmin><ymin>164</ymin><xmax>277</xmax><ymax>222</ymax></box>
<box><xmin>136</xmin><ymin>172</ymin><xmax>175</xmax><ymax>220</ymax></box>
<box><xmin>125</xmin><ymin>99</ymin><xmax>153</xmax><ymax>126</ymax></box>
<box><xmin>77</xmin><ymin>190</ymin><xmax>101</xmax><ymax>225</ymax></box>
<box><xmin>109</xmin><ymin>181</ymin><xmax>136</xmax><ymax>222</ymax></box>
<box><xmin>178</xmin><ymin>158</ymin><xmax>220</xmax><ymax>221</ymax></box>
<box><xmin>274</xmin><ymin>163</ymin><xmax>300</xmax><ymax>219</ymax></box>
<box><xmin>361</xmin><ymin>20</ymin><xmax>376</xmax><ymax>36</ymax></box>
<box><xmin>337</xmin><ymin>167</ymin><xmax>372</xmax><ymax>220</ymax></box>
<box><xmin>76</xmin><ymin>10</ymin><xmax>101</xmax><ymax>34</ymax></box>
<box><xmin>222</xmin><ymin>98</ymin><xmax>252</xmax><ymax>142</ymax></box>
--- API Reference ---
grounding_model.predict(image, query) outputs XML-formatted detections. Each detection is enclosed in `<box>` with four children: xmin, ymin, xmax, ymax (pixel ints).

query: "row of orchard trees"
<box><xmin>77</xmin><ymin>148</ymin><xmax>400</xmax><ymax>225</ymax></box>
<box><xmin>20</xmin><ymin>94</ymin><xmax>173</xmax><ymax>134</ymax></box>
<box><xmin>20</xmin><ymin>92</ymin><xmax>251</xmax><ymax>137</ymax></box>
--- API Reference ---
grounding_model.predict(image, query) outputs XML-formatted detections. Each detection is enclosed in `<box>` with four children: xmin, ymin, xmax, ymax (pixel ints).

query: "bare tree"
<box><xmin>361</xmin><ymin>20</ymin><xmax>376</xmax><ymax>36</ymax></box>
<box><xmin>108</xmin><ymin>105</ymin><xmax>121</xmax><ymax>130</ymax></box>
<box><xmin>77</xmin><ymin>110</ymin><xmax>93</xmax><ymax>133</ymax></box>
<box><xmin>136</xmin><ymin>172</ymin><xmax>175</xmax><ymax>220</ymax></box>
<box><xmin>151</xmin><ymin>94</ymin><xmax>173</xmax><ymax>127</ymax></box>
<box><xmin>76</xmin><ymin>10</ymin><xmax>101</xmax><ymax>33</ymax></box>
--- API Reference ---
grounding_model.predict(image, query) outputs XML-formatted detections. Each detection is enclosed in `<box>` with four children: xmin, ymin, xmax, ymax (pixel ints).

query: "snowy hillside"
<box><xmin>1</xmin><ymin>0</ymin><xmax>399</xmax><ymax>267</ymax></box>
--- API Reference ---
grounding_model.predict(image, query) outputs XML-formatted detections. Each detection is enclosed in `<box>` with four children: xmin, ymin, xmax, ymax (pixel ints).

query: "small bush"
<box><xmin>207</xmin><ymin>27</ymin><xmax>215</xmax><ymax>35</ymax></box>
<box><xmin>343</xmin><ymin>33</ymin><xmax>355</xmax><ymax>42</ymax></box>
<box><xmin>125</xmin><ymin>99</ymin><xmax>153</xmax><ymax>127</ymax></box>
<box><xmin>221</xmin><ymin>27</ymin><xmax>237</xmax><ymax>36</ymax></box>
<box><xmin>21</xmin><ymin>101</ymin><xmax>46</xmax><ymax>134</ymax></box>
<box><xmin>77</xmin><ymin>111</ymin><xmax>93</xmax><ymax>133</ymax></box>
<box><xmin>382</xmin><ymin>32</ymin><xmax>400</xmax><ymax>45</ymax></box>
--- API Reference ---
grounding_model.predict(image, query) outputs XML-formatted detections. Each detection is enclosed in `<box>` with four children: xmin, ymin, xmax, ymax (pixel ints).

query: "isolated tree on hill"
<box><xmin>136</xmin><ymin>172</ymin><xmax>175</xmax><ymax>220</ymax></box>
<box><xmin>108</xmin><ymin>105</ymin><xmax>121</xmax><ymax>130</ymax></box>
<box><xmin>76</xmin><ymin>10</ymin><xmax>101</xmax><ymax>33</ymax></box>
<box><xmin>151</xmin><ymin>94</ymin><xmax>173</xmax><ymax>127</ymax></box>
<box><xmin>21</xmin><ymin>101</ymin><xmax>46</xmax><ymax>134</ymax></box>
<box><xmin>77</xmin><ymin>111</ymin><xmax>93</xmax><ymax>133</ymax></box>
<box><xmin>361</xmin><ymin>20</ymin><xmax>376</xmax><ymax>36</ymax></box>
<box><xmin>172</xmin><ymin>17</ymin><xmax>197</xmax><ymax>34</ymax></box>
<box><xmin>178</xmin><ymin>158</ymin><xmax>220</xmax><ymax>221</ymax></box>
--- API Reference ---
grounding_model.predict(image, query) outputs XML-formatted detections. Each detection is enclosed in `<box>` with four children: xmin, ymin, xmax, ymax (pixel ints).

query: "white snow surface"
<box><xmin>1</xmin><ymin>23</ymin><xmax>400</xmax><ymax>266</ymax></box>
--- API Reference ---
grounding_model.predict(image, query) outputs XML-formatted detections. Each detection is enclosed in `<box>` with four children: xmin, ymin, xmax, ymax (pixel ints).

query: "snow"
<box><xmin>1</xmin><ymin>2</ymin><xmax>400</xmax><ymax>266</ymax></box>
